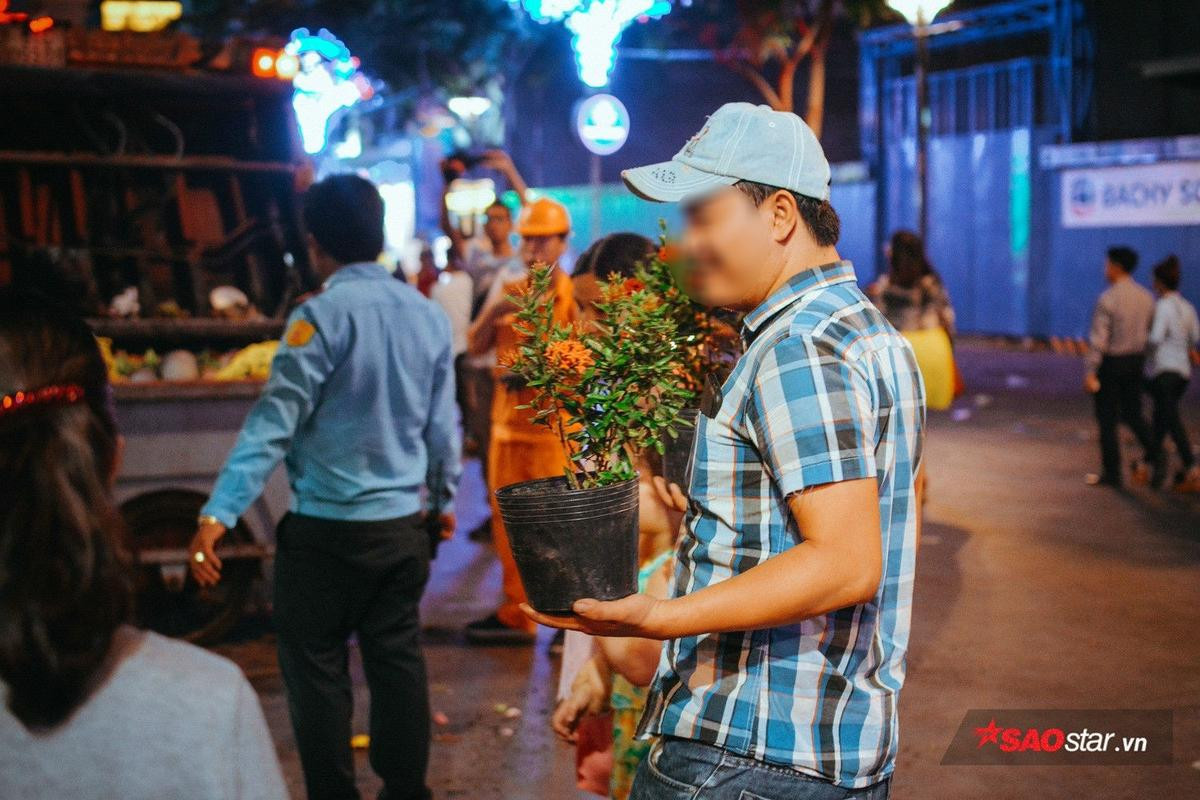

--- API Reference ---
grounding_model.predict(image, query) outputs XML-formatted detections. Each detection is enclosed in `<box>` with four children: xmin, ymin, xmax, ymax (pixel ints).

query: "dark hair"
<box><xmin>1153</xmin><ymin>254</ymin><xmax>1181</xmax><ymax>291</ymax></box>
<box><xmin>0</xmin><ymin>289</ymin><xmax>132</xmax><ymax>731</ymax></box>
<box><xmin>734</xmin><ymin>180</ymin><xmax>840</xmax><ymax>247</ymax></box>
<box><xmin>1107</xmin><ymin>246</ymin><xmax>1138</xmax><ymax>274</ymax></box>
<box><xmin>888</xmin><ymin>230</ymin><xmax>938</xmax><ymax>290</ymax></box>
<box><xmin>302</xmin><ymin>174</ymin><xmax>386</xmax><ymax>264</ymax></box>
<box><xmin>574</xmin><ymin>232</ymin><xmax>655</xmax><ymax>280</ymax></box>
<box><xmin>485</xmin><ymin>200</ymin><xmax>512</xmax><ymax>219</ymax></box>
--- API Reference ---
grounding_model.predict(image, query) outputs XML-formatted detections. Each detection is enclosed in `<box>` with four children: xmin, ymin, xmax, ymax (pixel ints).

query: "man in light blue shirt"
<box><xmin>189</xmin><ymin>174</ymin><xmax>460</xmax><ymax>800</ymax></box>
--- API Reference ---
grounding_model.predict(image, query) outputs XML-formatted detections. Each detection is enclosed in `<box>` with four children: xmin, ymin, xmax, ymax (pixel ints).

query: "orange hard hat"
<box><xmin>517</xmin><ymin>197</ymin><xmax>571</xmax><ymax>237</ymax></box>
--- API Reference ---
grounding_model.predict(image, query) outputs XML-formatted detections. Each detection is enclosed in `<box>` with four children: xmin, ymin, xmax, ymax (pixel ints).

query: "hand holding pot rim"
<box><xmin>519</xmin><ymin>593</ymin><xmax>673</xmax><ymax>640</ymax></box>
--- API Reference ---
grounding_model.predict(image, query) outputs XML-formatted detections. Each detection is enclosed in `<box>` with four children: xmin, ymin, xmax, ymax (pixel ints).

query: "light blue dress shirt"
<box><xmin>201</xmin><ymin>262</ymin><xmax>461</xmax><ymax>528</ymax></box>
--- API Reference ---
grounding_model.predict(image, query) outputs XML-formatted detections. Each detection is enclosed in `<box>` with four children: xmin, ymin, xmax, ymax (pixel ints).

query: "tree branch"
<box><xmin>728</xmin><ymin>58</ymin><xmax>784</xmax><ymax>110</ymax></box>
<box><xmin>788</xmin><ymin>0</ymin><xmax>835</xmax><ymax>69</ymax></box>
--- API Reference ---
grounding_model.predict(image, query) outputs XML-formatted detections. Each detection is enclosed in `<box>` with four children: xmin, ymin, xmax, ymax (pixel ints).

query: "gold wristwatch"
<box><xmin>197</xmin><ymin>514</ymin><xmax>222</xmax><ymax>528</ymax></box>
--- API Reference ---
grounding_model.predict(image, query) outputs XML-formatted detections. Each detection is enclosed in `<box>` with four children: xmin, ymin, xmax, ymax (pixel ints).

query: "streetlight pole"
<box><xmin>914</xmin><ymin>15</ymin><xmax>930</xmax><ymax>241</ymax></box>
<box><xmin>887</xmin><ymin>0</ymin><xmax>954</xmax><ymax>242</ymax></box>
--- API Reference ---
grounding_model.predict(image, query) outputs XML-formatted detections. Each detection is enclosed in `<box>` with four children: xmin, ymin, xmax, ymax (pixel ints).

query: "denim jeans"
<box><xmin>630</xmin><ymin>737</ymin><xmax>892</xmax><ymax>800</ymax></box>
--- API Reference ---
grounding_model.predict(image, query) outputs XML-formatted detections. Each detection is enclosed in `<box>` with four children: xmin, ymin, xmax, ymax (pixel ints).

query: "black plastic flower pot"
<box><xmin>661</xmin><ymin>408</ymin><xmax>701</xmax><ymax>489</ymax></box>
<box><xmin>495</xmin><ymin>475</ymin><xmax>640</xmax><ymax>616</ymax></box>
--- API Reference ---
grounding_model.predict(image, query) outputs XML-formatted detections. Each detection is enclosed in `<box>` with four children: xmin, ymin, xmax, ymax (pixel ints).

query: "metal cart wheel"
<box><xmin>121</xmin><ymin>489</ymin><xmax>260</xmax><ymax>645</ymax></box>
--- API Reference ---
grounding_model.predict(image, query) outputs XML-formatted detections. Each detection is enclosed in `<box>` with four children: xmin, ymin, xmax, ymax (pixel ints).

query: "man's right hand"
<box><xmin>1083</xmin><ymin>373</ymin><xmax>1101</xmax><ymax>394</ymax></box>
<box><xmin>188</xmin><ymin>519</ymin><xmax>227</xmax><ymax>587</ymax></box>
<box><xmin>435</xmin><ymin>512</ymin><xmax>456</xmax><ymax>541</ymax></box>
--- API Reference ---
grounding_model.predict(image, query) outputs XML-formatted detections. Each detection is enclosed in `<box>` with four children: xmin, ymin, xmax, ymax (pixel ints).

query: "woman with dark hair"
<box><xmin>571</xmin><ymin>232</ymin><xmax>656</xmax><ymax>323</ymax></box>
<box><xmin>869</xmin><ymin>230</ymin><xmax>958</xmax><ymax>410</ymax></box>
<box><xmin>0</xmin><ymin>289</ymin><xmax>286</xmax><ymax>799</ymax></box>
<box><xmin>1147</xmin><ymin>255</ymin><xmax>1200</xmax><ymax>489</ymax></box>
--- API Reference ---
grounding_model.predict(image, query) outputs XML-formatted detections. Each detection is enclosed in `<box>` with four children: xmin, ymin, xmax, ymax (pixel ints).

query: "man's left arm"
<box><xmin>525</xmin><ymin>335</ymin><xmax>885</xmax><ymax>638</ymax></box>
<box><xmin>191</xmin><ymin>306</ymin><xmax>339</xmax><ymax>584</ymax></box>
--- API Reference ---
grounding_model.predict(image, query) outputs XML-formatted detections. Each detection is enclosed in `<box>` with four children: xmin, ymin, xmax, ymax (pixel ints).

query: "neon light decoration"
<box><xmin>513</xmin><ymin>0</ymin><xmax>673</xmax><ymax>88</ymax></box>
<box><xmin>886</xmin><ymin>0</ymin><xmax>954</xmax><ymax>26</ymax></box>
<box><xmin>286</xmin><ymin>28</ymin><xmax>373</xmax><ymax>154</ymax></box>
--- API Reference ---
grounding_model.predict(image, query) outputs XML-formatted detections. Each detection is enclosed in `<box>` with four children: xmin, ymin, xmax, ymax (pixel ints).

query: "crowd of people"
<box><xmin>1</xmin><ymin>102</ymin><xmax>922</xmax><ymax>800</ymax></box>
<box><xmin>2</xmin><ymin>99</ymin><xmax>1193</xmax><ymax>800</ymax></box>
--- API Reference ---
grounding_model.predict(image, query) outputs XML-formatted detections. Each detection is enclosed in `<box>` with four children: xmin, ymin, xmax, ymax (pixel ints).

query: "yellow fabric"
<box><xmin>902</xmin><ymin>326</ymin><xmax>955</xmax><ymax>411</ymax></box>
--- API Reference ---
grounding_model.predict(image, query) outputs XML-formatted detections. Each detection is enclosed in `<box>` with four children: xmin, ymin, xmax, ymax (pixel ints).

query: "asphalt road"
<box><xmin>215</xmin><ymin>342</ymin><xmax>1200</xmax><ymax>800</ymax></box>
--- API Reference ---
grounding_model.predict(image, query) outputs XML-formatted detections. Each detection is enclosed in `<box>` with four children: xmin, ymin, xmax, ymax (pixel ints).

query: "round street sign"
<box><xmin>575</xmin><ymin>94</ymin><xmax>630</xmax><ymax>156</ymax></box>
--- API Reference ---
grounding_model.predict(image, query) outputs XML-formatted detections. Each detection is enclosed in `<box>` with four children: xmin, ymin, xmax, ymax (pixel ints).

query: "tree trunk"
<box><xmin>731</xmin><ymin>59</ymin><xmax>784</xmax><ymax>110</ymax></box>
<box><xmin>777</xmin><ymin>61</ymin><xmax>797</xmax><ymax>113</ymax></box>
<box><xmin>804</xmin><ymin>43</ymin><xmax>828</xmax><ymax>139</ymax></box>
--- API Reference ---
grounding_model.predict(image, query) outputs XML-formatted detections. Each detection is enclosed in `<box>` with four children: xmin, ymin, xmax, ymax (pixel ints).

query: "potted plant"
<box><xmin>494</xmin><ymin>263</ymin><xmax>692</xmax><ymax>614</ymax></box>
<box><xmin>639</xmin><ymin>229</ymin><xmax>743</xmax><ymax>488</ymax></box>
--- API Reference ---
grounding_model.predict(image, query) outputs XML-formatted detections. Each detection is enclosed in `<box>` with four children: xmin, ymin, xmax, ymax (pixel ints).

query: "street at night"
<box><xmin>212</xmin><ymin>341</ymin><xmax>1200</xmax><ymax>800</ymax></box>
<box><xmin>2</xmin><ymin>1</ymin><xmax>1200</xmax><ymax>799</ymax></box>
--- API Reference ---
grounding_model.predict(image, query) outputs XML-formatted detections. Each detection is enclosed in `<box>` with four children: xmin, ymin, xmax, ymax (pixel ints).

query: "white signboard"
<box><xmin>1062</xmin><ymin>161</ymin><xmax>1200</xmax><ymax>228</ymax></box>
<box><xmin>575</xmin><ymin>94</ymin><xmax>629</xmax><ymax>156</ymax></box>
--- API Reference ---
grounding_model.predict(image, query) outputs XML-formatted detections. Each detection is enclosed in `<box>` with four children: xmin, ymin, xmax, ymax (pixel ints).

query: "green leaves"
<box><xmin>503</xmin><ymin>262</ymin><xmax>696</xmax><ymax>490</ymax></box>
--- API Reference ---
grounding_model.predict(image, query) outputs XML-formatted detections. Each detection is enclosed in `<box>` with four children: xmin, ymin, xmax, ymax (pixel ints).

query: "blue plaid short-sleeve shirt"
<box><xmin>638</xmin><ymin>260</ymin><xmax>925</xmax><ymax>789</ymax></box>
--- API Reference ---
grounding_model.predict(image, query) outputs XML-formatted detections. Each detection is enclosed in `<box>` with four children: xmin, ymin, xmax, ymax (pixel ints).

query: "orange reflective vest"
<box><xmin>491</xmin><ymin>265</ymin><xmax>577</xmax><ymax>445</ymax></box>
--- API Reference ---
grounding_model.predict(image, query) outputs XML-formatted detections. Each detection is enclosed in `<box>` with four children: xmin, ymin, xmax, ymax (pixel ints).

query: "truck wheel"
<box><xmin>121</xmin><ymin>489</ymin><xmax>258</xmax><ymax>645</ymax></box>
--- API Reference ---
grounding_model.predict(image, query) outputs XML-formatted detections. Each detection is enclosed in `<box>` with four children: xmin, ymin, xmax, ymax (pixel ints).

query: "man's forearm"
<box><xmin>1085</xmin><ymin>305</ymin><xmax>1109</xmax><ymax>374</ymax></box>
<box><xmin>500</xmin><ymin>164</ymin><xmax>529</xmax><ymax>205</ymax></box>
<box><xmin>647</xmin><ymin>540</ymin><xmax>880</xmax><ymax>640</ymax></box>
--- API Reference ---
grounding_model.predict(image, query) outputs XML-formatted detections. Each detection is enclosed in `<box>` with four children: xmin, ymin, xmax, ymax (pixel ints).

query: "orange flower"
<box><xmin>625</xmin><ymin>278</ymin><xmax>646</xmax><ymax>294</ymax></box>
<box><xmin>544</xmin><ymin>338</ymin><xmax>594</xmax><ymax>380</ymax></box>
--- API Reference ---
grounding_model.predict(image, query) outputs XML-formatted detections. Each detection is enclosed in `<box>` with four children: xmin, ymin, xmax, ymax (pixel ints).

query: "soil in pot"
<box><xmin>495</xmin><ymin>475</ymin><xmax>639</xmax><ymax>615</ymax></box>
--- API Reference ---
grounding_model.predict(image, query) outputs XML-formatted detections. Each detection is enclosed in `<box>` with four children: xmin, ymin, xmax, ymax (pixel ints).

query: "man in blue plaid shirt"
<box><xmin>526</xmin><ymin>103</ymin><xmax>924</xmax><ymax>799</ymax></box>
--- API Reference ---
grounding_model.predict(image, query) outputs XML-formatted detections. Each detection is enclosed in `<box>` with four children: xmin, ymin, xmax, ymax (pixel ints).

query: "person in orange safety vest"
<box><xmin>464</xmin><ymin>197</ymin><xmax>577</xmax><ymax>644</ymax></box>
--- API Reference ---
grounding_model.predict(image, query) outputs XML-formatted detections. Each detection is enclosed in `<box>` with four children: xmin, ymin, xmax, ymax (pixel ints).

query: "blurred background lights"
<box><xmin>513</xmin><ymin>0</ymin><xmax>673</xmax><ymax>87</ymax></box>
<box><xmin>286</xmin><ymin>28</ymin><xmax>374</xmax><ymax>154</ymax></box>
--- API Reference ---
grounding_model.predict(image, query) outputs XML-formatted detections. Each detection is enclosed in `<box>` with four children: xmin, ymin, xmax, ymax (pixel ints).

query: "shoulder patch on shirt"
<box><xmin>285</xmin><ymin>318</ymin><xmax>316</xmax><ymax>347</ymax></box>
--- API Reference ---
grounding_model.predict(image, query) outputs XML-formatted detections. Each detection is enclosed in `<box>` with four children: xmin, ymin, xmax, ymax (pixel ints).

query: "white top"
<box><xmin>1149</xmin><ymin>292</ymin><xmax>1200</xmax><ymax>378</ymax></box>
<box><xmin>467</xmin><ymin>259</ymin><xmax>528</xmax><ymax>369</ymax></box>
<box><xmin>463</xmin><ymin>238</ymin><xmax>520</xmax><ymax>304</ymax></box>
<box><xmin>0</xmin><ymin>627</ymin><xmax>287</xmax><ymax>800</ymax></box>
<box><xmin>430</xmin><ymin>270</ymin><xmax>474</xmax><ymax>356</ymax></box>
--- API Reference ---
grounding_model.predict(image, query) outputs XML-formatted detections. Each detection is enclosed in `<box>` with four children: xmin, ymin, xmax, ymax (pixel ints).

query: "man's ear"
<box><xmin>769</xmin><ymin>190</ymin><xmax>800</xmax><ymax>243</ymax></box>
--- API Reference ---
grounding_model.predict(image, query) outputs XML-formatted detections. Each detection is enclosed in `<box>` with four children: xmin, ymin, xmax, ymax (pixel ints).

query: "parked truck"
<box><xmin>0</xmin><ymin>27</ymin><xmax>318</xmax><ymax>642</ymax></box>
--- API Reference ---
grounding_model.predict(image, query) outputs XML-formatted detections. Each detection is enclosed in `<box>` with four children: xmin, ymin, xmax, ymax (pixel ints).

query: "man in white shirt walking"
<box><xmin>1083</xmin><ymin>246</ymin><xmax>1160</xmax><ymax>488</ymax></box>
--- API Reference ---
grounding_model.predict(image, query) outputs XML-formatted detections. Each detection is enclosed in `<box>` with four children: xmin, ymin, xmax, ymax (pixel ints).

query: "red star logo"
<box><xmin>974</xmin><ymin>718</ymin><xmax>1002</xmax><ymax>749</ymax></box>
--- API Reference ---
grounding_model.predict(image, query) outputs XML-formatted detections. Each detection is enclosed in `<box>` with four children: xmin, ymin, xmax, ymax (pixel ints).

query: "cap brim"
<box><xmin>621</xmin><ymin>160</ymin><xmax>738</xmax><ymax>204</ymax></box>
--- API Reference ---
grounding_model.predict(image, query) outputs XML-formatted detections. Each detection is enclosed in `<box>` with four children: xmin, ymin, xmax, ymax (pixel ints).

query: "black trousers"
<box><xmin>1093</xmin><ymin>354</ymin><xmax>1158</xmax><ymax>483</ymax></box>
<box><xmin>274</xmin><ymin>512</ymin><xmax>432</xmax><ymax>800</ymax></box>
<box><xmin>1150</xmin><ymin>372</ymin><xmax>1195</xmax><ymax>470</ymax></box>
